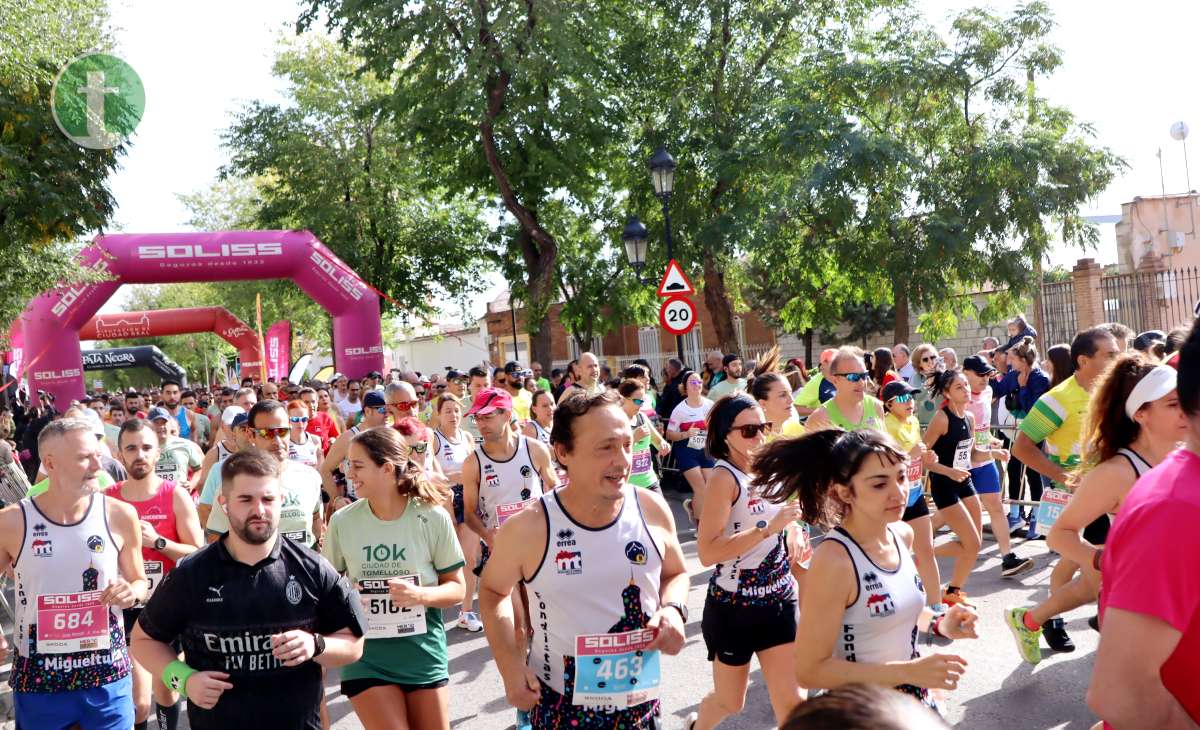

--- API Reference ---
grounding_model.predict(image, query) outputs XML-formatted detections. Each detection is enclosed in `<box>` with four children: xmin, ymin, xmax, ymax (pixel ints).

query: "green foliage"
<box><xmin>220</xmin><ymin>34</ymin><xmax>494</xmax><ymax>325</ymax></box>
<box><xmin>819</xmin><ymin>303</ymin><xmax>897</xmax><ymax>348</ymax></box>
<box><xmin>0</xmin><ymin>0</ymin><xmax>121</xmax><ymax>338</ymax></box>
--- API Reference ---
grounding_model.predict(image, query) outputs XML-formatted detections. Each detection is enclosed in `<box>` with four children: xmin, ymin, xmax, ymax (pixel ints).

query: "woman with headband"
<box><xmin>1005</xmin><ymin>356</ymin><xmax>1186</xmax><ymax>665</ymax></box>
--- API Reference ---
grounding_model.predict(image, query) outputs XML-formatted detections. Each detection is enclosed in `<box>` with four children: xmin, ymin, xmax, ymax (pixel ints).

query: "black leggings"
<box><xmin>999</xmin><ymin>431</ymin><xmax>1043</xmax><ymax>510</ymax></box>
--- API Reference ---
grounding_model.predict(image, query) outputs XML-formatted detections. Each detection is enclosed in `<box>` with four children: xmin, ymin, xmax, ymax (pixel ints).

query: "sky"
<box><xmin>98</xmin><ymin>0</ymin><xmax>1200</xmax><ymax>317</ymax></box>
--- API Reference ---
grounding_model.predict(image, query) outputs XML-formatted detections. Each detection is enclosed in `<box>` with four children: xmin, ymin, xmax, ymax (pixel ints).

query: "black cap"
<box><xmin>446</xmin><ymin>369</ymin><xmax>467</xmax><ymax>383</ymax></box>
<box><xmin>363</xmin><ymin>391</ymin><xmax>386</xmax><ymax>407</ymax></box>
<box><xmin>367</xmin><ymin>371</ymin><xmax>383</xmax><ymax>380</ymax></box>
<box><xmin>722</xmin><ymin>353</ymin><xmax>742</xmax><ymax>366</ymax></box>
<box><xmin>503</xmin><ymin>361</ymin><xmax>524</xmax><ymax>375</ymax></box>
<box><xmin>881</xmin><ymin>381</ymin><xmax>920</xmax><ymax>402</ymax></box>
<box><xmin>962</xmin><ymin>355</ymin><xmax>996</xmax><ymax>376</ymax></box>
<box><xmin>1133</xmin><ymin>330</ymin><xmax>1166</xmax><ymax>352</ymax></box>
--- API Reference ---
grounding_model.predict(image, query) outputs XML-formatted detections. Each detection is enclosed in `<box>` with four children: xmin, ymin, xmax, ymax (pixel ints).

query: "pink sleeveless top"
<box><xmin>106</xmin><ymin>480</ymin><xmax>181</xmax><ymax>571</ymax></box>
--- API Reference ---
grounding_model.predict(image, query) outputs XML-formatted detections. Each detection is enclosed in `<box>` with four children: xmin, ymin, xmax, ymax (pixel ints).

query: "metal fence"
<box><xmin>1101</xmin><ymin>267</ymin><xmax>1200</xmax><ymax>336</ymax></box>
<box><xmin>1039</xmin><ymin>280</ymin><xmax>1077</xmax><ymax>347</ymax></box>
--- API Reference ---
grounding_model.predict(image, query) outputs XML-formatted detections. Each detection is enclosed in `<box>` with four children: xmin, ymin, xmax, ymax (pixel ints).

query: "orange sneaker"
<box><xmin>942</xmin><ymin>589</ymin><xmax>976</xmax><ymax>608</ymax></box>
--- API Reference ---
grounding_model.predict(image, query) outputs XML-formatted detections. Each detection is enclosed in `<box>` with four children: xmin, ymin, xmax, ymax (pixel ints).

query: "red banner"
<box><xmin>265</xmin><ymin>320</ymin><xmax>291</xmax><ymax>383</ymax></box>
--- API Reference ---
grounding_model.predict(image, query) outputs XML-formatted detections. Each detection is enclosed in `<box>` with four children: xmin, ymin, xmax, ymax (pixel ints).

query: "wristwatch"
<box><xmin>311</xmin><ymin>633</ymin><xmax>326</xmax><ymax>659</ymax></box>
<box><xmin>153</xmin><ymin>537</ymin><xmax>167</xmax><ymax>551</ymax></box>
<box><xmin>663</xmin><ymin>601</ymin><xmax>688</xmax><ymax>624</ymax></box>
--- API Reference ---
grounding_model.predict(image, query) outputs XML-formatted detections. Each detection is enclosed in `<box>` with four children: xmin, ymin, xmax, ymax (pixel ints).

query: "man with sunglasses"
<box><xmin>298</xmin><ymin>387</ymin><xmax>338</xmax><ymax>453</ymax></box>
<box><xmin>804</xmin><ymin>349</ymin><xmax>886</xmax><ymax>433</ymax></box>
<box><xmin>501</xmin><ymin>361</ymin><xmax>534</xmax><ymax>422</ymax></box>
<box><xmin>319</xmin><ymin>391</ymin><xmax>391</xmax><ymax>506</ymax></box>
<box><xmin>205</xmin><ymin>400</ymin><xmax>324</xmax><ymax>549</ymax></box>
<box><xmin>337</xmin><ymin>379</ymin><xmax>364</xmax><ymax>422</ymax></box>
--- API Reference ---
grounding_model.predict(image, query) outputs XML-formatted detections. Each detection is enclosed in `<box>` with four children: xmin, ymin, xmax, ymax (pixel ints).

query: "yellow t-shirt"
<box><xmin>1019</xmin><ymin>375</ymin><xmax>1089</xmax><ymax>485</ymax></box>
<box><xmin>511</xmin><ymin>389</ymin><xmax>533</xmax><ymax>422</ymax></box>
<box><xmin>884</xmin><ymin>412</ymin><xmax>921</xmax><ymax>452</ymax></box>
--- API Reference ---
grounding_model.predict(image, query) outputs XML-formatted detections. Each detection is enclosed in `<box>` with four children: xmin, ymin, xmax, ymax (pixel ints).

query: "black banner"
<box><xmin>82</xmin><ymin>346</ymin><xmax>185</xmax><ymax>380</ymax></box>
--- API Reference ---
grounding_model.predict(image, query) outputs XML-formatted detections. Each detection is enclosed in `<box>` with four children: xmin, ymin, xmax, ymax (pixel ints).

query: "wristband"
<box><xmin>163</xmin><ymin>659</ymin><xmax>198</xmax><ymax>698</ymax></box>
<box><xmin>1092</xmin><ymin>548</ymin><xmax>1104</xmax><ymax>572</ymax></box>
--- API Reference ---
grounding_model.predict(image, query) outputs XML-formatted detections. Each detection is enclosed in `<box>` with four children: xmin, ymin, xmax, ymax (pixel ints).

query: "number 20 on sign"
<box><xmin>659</xmin><ymin>296</ymin><xmax>697</xmax><ymax>336</ymax></box>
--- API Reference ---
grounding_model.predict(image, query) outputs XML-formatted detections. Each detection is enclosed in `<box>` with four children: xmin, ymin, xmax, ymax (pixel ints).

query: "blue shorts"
<box><xmin>970</xmin><ymin>462</ymin><xmax>1002</xmax><ymax>495</ymax></box>
<box><xmin>15</xmin><ymin>673</ymin><xmax>133</xmax><ymax>730</ymax></box>
<box><xmin>673</xmin><ymin>442</ymin><xmax>715</xmax><ymax>472</ymax></box>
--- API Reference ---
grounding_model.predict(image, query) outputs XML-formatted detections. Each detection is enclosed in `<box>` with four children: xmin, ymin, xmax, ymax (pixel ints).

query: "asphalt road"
<box><xmin>1</xmin><ymin>492</ymin><xmax>1101</xmax><ymax>730</ymax></box>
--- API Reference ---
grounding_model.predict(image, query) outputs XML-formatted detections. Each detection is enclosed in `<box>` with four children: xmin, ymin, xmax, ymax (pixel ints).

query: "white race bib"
<box><xmin>572</xmin><ymin>628</ymin><xmax>661</xmax><ymax>708</ymax></box>
<box><xmin>359</xmin><ymin>577</ymin><xmax>426</xmax><ymax>639</ymax></box>
<box><xmin>687</xmin><ymin>430</ymin><xmax>707</xmax><ymax>450</ymax></box>
<box><xmin>952</xmin><ymin>438</ymin><xmax>972</xmax><ymax>471</ymax></box>
<box><xmin>144</xmin><ymin>560</ymin><xmax>164</xmax><ymax>599</ymax></box>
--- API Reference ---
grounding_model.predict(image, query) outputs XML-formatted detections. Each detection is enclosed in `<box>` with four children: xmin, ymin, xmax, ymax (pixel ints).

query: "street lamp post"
<box><xmin>649</xmin><ymin>146</ymin><xmax>684</xmax><ymax>362</ymax></box>
<box><xmin>622</xmin><ymin>217</ymin><xmax>649</xmax><ymax>284</ymax></box>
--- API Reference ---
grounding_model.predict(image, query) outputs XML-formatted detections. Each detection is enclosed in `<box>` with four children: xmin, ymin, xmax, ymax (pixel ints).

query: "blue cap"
<box><xmin>363</xmin><ymin>391</ymin><xmax>386</xmax><ymax>407</ymax></box>
<box><xmin>147</xmin><ymin>406</ymin><xmax>172</xmax><ymax>422</ymax></box>
<box><xmin>231</xmin><ymin>413</ymin><xmax>250</xmax><ymax>428</ymax></box>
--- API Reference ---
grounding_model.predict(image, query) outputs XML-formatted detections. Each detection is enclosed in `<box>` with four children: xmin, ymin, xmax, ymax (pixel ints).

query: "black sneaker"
<box><xmin>1088</xmin><ymin>615</ymin><xmax>1099</xmax><ymax>631</ymax></box>
<box><xmin>1001</xmin><ymin>553</ymin><xmax>1035</xmax><ymax>577</ymax></box>
<box><xmin>1042</xmin><ymin>617</ymin><xmax>1075</xmax><ymax>652</ymax></box>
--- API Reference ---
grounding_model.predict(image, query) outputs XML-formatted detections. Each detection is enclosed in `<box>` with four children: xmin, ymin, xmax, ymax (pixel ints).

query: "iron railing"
<box><xmin>1102</xmin><ymin>267</ymin><xmax>1200</xmax><ymax>335</ymax></box>
<box><xmin>1040</xmin><ymin>280</ymin><xmax>1077</xmax><ymax>347</ymax></box>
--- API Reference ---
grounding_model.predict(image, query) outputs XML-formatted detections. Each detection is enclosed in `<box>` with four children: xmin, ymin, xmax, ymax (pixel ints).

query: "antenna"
<box><xmin>1171</xmin><ymin>121</ymin><xmax>1192</xmax><ymax>192</ymax></box>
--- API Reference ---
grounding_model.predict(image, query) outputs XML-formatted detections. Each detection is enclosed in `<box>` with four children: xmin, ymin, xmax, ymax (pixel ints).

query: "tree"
<box><xmin>300</xmin><ymin>1</ymin><xmax>634</xmax><ymax>370</ymax></box>
<box><xmin>0</xmin><ymin>1</ymin><xmax>123</xmax><ymax>337</ymax></box>
<box><xmin>818</xmin><ymin>303</ymin><xmax>896</xmax><ymax>349</ymax></box>
<box><xmin>221</xmin><ymin>34</ymin><xmax>493</xmax><ymax>326</ymax></box>
<box><xmin>773</xmin><ymin>3</ymin><xmax>1122</xmax><ymax>343</ymax></box>
<box><xmin>614</xmin><ymin>0</ymin><xmax>889</xmax><ymax>353</ymax></box>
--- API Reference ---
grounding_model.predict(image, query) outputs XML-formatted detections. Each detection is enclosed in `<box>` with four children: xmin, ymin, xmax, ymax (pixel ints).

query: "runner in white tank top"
<box><xmin>706</xmin><ymin>459</ymin><xmax>795</xmax><ymax>603</ymax></box>
<box><xmin>474</xmin><ymin>390</ymin><xmax>689</xmax><ymax>730</ymax></box>
<box><xmin>287</xmin><ymin>432</ymin><xmax>321</xmax><ymax>468</ymax></box>
<box><xmin>752</xmin><ymin>428</ymin><xmax>979</xmax><ymax>715</ymax></box>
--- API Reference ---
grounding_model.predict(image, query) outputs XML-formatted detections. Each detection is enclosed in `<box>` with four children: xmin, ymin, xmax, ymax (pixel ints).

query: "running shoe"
<box><xmin>516</xmin><ymin>709</ymin><xmax>532</xmax><ymax>730</ymax></box>
<box><xmin>1004</xmin><ymin>607</ymin><xmax>1043</xmax><ymax>665</ymax></box>
<box><xmin>1001</xmin><ymin>552</ymin><xmax>1035</xmax><ymax>577</ymax></box>
<box><xmin>1042</xmin><ymin>617</ymin><xmax>1075</xmax><ymax>652</ymax></box>
<box><xmin>1088</xmin><ymin>614</ymin><xmax>1100</xmax><ymax>631</ymax></box>
<box><xmin>683</xmin><ymin>498</ymin><xmax>696</xmax><ymax>526</ymax></box>
<box><xmin>455</xmin><ymin>611</ymin><xmax>483</xmax><ymax>632</ymax></box>
<box><xmin>941</xmin><ymin>589</ymin><xmax>975</xmax><ymax>608</ymax></box>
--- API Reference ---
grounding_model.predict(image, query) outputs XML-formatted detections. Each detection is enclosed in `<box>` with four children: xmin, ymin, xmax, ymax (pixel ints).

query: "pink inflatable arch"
<box><xmin>20</xmin><ymin>230</ymin><xmax>383</xmax><ymax>403</ymax></box>
<box><xmin>78</xmin><ymin>307</ymin><xmax>266</xmax><ymax>375</ymax></box>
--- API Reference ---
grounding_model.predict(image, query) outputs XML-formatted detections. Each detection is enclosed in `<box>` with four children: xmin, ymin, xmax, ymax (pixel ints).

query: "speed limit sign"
<box><xmin>659</xmin><ymin>296</ymin><xmax>697</xmax><ymax>336</ymax></box>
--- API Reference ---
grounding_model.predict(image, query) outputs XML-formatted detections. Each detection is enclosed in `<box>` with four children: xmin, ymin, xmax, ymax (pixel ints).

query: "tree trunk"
<box><xmin>892</xmin><ymin>280</ymin><xmax>911</xmax><ymax>346</ymax></box>
<box><xmin>515</xmin><ymin>227</ymin><xmax>556</xmax><ymax>371</ymax></box>
<box><xmin>803</xmin><ymin>328</ymin><xmax>814</xmax><ymax>369</ymax></box>
<box><xmin>702</xmin><ymin>253</ymin><xmax>739</xmax><ymax>353</ymax></box>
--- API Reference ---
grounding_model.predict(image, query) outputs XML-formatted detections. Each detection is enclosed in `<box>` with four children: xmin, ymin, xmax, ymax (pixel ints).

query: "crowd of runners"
<box><xmin>0</xmin><ymin>314</ymin><xmax>1197</xmax><ymax>729</ymax></box>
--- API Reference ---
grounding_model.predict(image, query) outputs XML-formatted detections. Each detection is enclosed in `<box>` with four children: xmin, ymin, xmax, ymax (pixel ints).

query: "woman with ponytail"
<box><xmin>323</xmin><ymin>426</ymin><xmax>464</xmax><ymax>729</ymax></box>
<box><xmin>922</xmin><ymin>369</ymin><xmax>986</xmax><ymax>607</ymax></box>
<box><xmin>754</xmin><ymin>430</ymin><xmax>978</xmax><ymax>710</ymax></box>
<box><xmin>1005</xmin><ymin>354</ymin><xmax>1187</xmax><ymax>665</ymax></box>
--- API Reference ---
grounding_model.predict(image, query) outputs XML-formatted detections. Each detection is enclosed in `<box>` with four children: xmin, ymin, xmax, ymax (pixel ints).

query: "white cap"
<box><xmin>82</xmin><ymin>408</ymin><xmax>105</xmax><ymax>438</ymax></box>
<box><xmin>1126</xmin><ymin>365</ymin><xmax>1178</xmax><ymax>419</ymax></box>
<box><xmin>222</xmin><ymin>405</ymin><xmax>246</xmax><ymax>427</ymax></box>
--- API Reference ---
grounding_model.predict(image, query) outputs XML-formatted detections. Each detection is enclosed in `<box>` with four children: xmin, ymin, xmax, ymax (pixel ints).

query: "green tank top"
<box><xmin>629</xmin><ymin>412</ymin><xmax>657</xmax><ymax>488</ymax></box>
<box><xmin>824</xmin><ymin>396</ymin><xmax>885</xmax><ymax>432</ymax></box>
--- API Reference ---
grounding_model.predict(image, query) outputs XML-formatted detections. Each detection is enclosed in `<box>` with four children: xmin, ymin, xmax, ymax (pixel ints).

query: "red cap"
<box><xmin>467</xmin><ymin>387</ymin><xmax>513</xmax><ymax>416</ymax></box>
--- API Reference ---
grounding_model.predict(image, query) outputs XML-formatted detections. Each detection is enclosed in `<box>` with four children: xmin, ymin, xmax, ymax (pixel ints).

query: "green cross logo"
<box><xmin>51</xmin><ymin>53</ymin><xmax>144</xmax><ymax>150</ymax></box>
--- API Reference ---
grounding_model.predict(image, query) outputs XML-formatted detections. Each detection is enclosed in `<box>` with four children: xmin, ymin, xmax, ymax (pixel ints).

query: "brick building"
<box><xmin>483</xmin><ymin>290</ymin><xmax>778</xmax><ymax>374</ymax></box>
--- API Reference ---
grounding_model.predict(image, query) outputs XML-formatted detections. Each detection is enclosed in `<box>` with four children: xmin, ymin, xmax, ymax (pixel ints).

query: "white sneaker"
<box><xmin>456</xmin><ymin>611</ymin><xmax>483</xmax><ymax>632</ymax></box>
<box><xmin>684</xmin><ymin>711</ymin><xmax>697</xmax><ymax>730</ymax></box>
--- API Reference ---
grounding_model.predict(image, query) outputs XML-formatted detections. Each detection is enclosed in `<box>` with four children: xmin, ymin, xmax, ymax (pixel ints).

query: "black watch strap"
<box><xmin>312</xmin><ymin>633</ymin><xmax>326</xmax><ymax>659</ymax></box>
<box><xmin>663</xmin><ymin>601</ymin><xmax>688</xmax><ymax>623</ymax></box>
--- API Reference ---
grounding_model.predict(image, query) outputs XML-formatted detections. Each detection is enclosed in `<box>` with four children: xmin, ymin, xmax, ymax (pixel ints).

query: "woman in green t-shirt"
<box><xmin>618</xmin><ymin>379</ymin><xmax>667</xmax><ymax>492</ymax></box>
<box><xmin>323</xmin><ymin>427</ymin><xmax>466</xmax><ymax>730</ymax></box>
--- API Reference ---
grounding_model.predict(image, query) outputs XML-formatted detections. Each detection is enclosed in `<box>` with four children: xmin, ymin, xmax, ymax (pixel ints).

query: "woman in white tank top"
<box><xmin>753</xmin><ymin>428</ymin><xmax>979</xmax><ymax>711</ymax></box>
<box><xmin>1005</xmin><ymin>358</ymin><xmax>1185</xmax><ymax>662</ymax></box>
<box><xmin>689</xmin><ymin>395</ymin><xmax>802</xmax><ymax>730</ymax></box>
<box><xmin>431</xmin><ymin>393</ymin><xmax>485</xmax><ymax>632</ymax></box>
<box><xmin>521</xmin><ymin>389</ymin><xmax>555</xmax><ymax>446</ymax></box>
<box><xmin>287</xmin><ymin>401</ymin><xmax>323</xmax><ymax>469</ymax></box>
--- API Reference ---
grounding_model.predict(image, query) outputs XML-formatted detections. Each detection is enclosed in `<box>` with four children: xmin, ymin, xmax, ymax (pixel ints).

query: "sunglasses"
<box><xmin>630</xmin><ymin>398</ymin><xmax>645</xmax><ymax>406</ymax></box>
<box><xmin>406</xmin><ymin>442</ymin><xmax>429</xmax><ymax>454</ymax></box>
<box><xmin>289</xmin><ymin>416</ymin><xmax>309</xmax><ymax>423</ymax></box>
<box><xmin>416</xmin><ymin>390</ymin><xmax>426</xmax><ymax>397</ymax></box>
<box><xmin>835</xmin><ymin>372</ymin><xmax>870</xmax><ymax>382</ymax></box>
<box><xmin>371</xmin><ymin>406</ymin><xmax>388</xmax><ymax>415</ymax></box>
<box><xmin>733</xmin><ymin>423</ymin><xmax>773</xmax><ymax>438</ymax></box>
<box><xmin>888</xmin><ymin>393</ymin><xmax>914</xmax><ymax>404</ymax></box>
<box><xmin>435</xmin><ymin>385</ymin><xmax>447</xmax><ymax>391</ymax></box>
<box><xmin>390</xmin><ymin>401</ymin><xmax>418</xmax><ymax>411</ymax></box>
<box><xmin>687</xmin><ymin>379</ymin><xmax>703</xmax><ymax>386</ymax></box>
<box><xmin>252</xmin><ymin>427</ymin><xmax>290</xmax><ymax>440</ymax></box>
<box><xmin>921</xmin><ymin>356</ymin><xmax>936</xmax><ymax>362</ymax></box>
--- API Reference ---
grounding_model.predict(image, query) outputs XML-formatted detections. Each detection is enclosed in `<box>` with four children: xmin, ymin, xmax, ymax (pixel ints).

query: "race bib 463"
<box><xmin>572</xmin><ymin>628</ymin><xmax>661</xmax><ymax>708</ymax></box>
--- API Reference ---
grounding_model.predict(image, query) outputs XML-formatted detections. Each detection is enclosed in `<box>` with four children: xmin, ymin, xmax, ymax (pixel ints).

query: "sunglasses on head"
<box><xmin>289</xmin><ymin>416</ymin><xmax>309</xmax><ymax>423</ymax></box>
<box><xmin>252</xmin><ymin>427</ymin><xmax>290</xmax><ymax>440</ymax></box>
<box><xmin>889</xmin><ymin>393</ymin><xmax>914</xmax><ymax>404</ymax></box>
<box><xmin>733</xmin><ymin>422</ymin><xmax>773</xmax><ymax>438</ymax></box>
<box><xmin>835</xmin><ymin>372</ymin><xmax>870</xmax><ymax>382</ymax></box>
